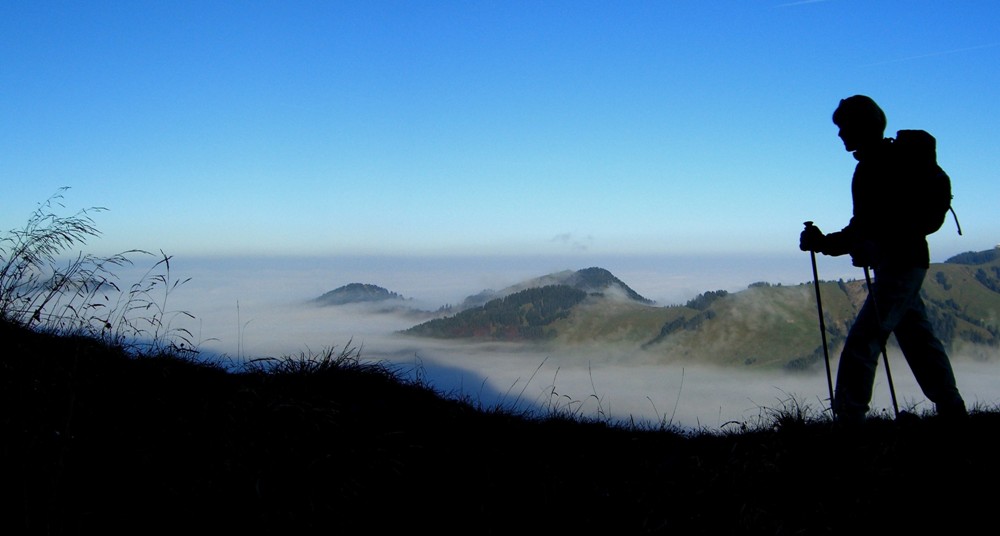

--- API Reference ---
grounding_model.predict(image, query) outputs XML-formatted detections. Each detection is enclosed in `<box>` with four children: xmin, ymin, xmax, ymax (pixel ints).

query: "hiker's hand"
<box><xmin>799</xmin><ymin>225</ymin><xmax>825</xmax><ymax>252</ymax></box>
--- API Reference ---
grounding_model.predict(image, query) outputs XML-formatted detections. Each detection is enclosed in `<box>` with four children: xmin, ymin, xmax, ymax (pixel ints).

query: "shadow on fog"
<box><xmin>387</xmin><ymin>356</ymin><xmax>560</xmax><ymax>417</ymax></box>
<box><xmin>192</xmin><ymin>337</ymin><xmax>562</xmax><ymax>421</ymax></box>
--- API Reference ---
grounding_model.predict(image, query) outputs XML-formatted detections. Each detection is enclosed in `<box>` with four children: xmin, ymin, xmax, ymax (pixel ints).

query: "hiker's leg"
<box><xmin>894</xmin><ymin>297</ymin><xmax>966</xmax><ymax>416</ymax></box>
<box><xmin>834</xmin><ymin>295</ymin><xmax>888</xmax><ymax>421</ymax></box>
<box><xmin>834</xmin><ymin>266</ymin><xmax>916</xmax><ymax>420</ymax></box>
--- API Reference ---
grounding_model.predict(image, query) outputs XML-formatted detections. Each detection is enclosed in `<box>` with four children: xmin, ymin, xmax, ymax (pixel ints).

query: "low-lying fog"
<box><xmin>126</xmin><ymin>254</ymin><xmax>1000</xmax><ymax>431</ymax></box>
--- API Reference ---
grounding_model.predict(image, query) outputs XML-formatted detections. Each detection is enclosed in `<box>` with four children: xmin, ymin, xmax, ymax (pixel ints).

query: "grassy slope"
<box><xmin>924</xmin><ymin>260</ymin><xmax>1000</xmax><ymax>342</ymax></box>
<box><xmin>549</xmin><ymin>281</ymin><xmax>865</xmax><ymax>370</ymax></box>
<box><xmin>550</xmin><ymin>255</ymin><xmax>1000</xmax><ymax>371</ymax></box>
<box><xmin>550</xmin><ymin>296</ymin><xmax>684</xmax><ymax>346</ymax></box>
<box><xmin>401</xmin><ymin>253</ymin><xmax>1000</xmax><ymax>374</ymax></box>
<box><xmin>3</xmin><ymin>319</ymin><xmax>998</xmax><ymax>536</ymax></box>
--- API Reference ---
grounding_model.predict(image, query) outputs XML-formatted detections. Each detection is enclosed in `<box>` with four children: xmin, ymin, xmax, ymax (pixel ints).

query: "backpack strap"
<box><xmin>950</xmin><ymin>205</ymin><xmax>963</xmax><ymax>236</ymax></box>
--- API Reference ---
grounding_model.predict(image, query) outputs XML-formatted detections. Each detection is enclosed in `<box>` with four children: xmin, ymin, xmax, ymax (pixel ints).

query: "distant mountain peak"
<box><xmin>454</xmin><ymin>266</ymin><xmax>653</xmax><ymax>311</ymax></box>
<box><xmin>313</xmin><ymin>283</ymin><xmax>405</xmax><ymax>306</ymax></box>
<box><xmin>564</xmin><ymin>267</ymin><xmax>654</xmax><ymax>304</ymax></box>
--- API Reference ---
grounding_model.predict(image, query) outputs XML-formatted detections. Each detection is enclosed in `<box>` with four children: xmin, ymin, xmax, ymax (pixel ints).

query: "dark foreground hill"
<box><xmin>3</xmin><ymin>319</ymin><xmax>998</xmax><ymax>536</ymax></box>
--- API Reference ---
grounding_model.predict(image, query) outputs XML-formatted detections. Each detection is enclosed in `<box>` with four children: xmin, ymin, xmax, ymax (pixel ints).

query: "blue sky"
<box><xmin>2</xmin><ymin>1</ymin><xmax>998</xmax><ymax>261</ymax></box>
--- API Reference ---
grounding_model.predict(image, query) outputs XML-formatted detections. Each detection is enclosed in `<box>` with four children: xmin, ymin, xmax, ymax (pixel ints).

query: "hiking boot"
<box><xmin>936</xmin><ymin>401</ymin><xmax>968</xmax><ymax>422</ymax></box>
<box><xmin>833</xmin><ymin>410</ymin><xmax>866</xmax><ymax>427</ymax></box>
<box><xmin>895</xmin><ymin>410</ymin><xmax>921</xmax><ymax>426</ymax></box>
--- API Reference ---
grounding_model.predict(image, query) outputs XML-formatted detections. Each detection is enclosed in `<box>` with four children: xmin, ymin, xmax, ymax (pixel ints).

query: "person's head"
<box><xmin>832</xmin><ymin>95</ymin><xmax>886</xmax><ymax>152</ymax></box>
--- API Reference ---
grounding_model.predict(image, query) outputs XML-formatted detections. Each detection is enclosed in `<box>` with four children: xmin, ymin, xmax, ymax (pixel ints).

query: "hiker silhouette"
<box><xmin>799</xmin><ymin>95</ymin><xmax>967</xmax><ymax>424</ymax></box>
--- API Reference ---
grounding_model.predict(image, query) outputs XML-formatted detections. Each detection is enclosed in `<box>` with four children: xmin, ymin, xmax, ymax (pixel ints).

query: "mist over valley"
<box><xmin>157</xmin><ymin>250</ymin><xmax>1000</xmax><ymax>430</ymax></box>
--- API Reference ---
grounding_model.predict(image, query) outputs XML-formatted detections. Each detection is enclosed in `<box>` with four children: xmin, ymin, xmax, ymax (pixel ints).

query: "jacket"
<box><xmin>821</xmin><ymin>138</ymin><xmax>931</xmax><ymax>269</ymax></box>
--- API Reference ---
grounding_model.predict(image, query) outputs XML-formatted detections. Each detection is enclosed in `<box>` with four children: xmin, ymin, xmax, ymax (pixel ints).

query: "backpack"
<box><xmin>893</xmin><ymin>129</ymin><xmax>962</xmax><ymax>236</ymax></box>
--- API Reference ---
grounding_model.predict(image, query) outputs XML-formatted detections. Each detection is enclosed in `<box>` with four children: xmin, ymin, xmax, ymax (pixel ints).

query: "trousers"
<box><xmin>833</xmin><ymin>265</ymin><xmax>965</xmax><ymax>421</ymax></box>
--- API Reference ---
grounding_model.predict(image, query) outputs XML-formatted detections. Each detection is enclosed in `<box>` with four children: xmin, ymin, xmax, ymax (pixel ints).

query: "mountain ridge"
<box><xmin>452</xmin><ymin>266</ymin><xmax>653</xmax><ymax>311</ymax></box>
<box><xmin>398</xmin><ymin>247</ymin><xmax>1000</xmax><ymax>371</ymax></box>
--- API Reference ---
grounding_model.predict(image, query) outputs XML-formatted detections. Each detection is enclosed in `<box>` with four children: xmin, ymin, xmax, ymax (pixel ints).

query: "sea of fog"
<box><xmin>116</xmin><ymin>253</ymin><xmax>1000</xmax><ymax>431</ymax></box>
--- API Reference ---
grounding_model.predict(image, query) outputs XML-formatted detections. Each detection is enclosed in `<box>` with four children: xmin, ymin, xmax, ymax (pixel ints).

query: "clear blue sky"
<box><xmin>3</xmin><ymin>1</ymin><xmax>998</xmax><ymax>261</ymax></box>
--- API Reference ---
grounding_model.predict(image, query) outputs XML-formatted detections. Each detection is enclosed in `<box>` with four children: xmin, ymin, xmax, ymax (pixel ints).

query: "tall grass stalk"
<box><xmin>1</xmin><ymin>188</ymin><xmax>106</xmax><ymax>323</ymax></box>
<box><xmin>0</xmin><ymin>188</ymin><xmax>195</xmax><ymax>355</ymax></box>
<box><xmin>243</xmin><ymin>340</ymin><xmax>366</xmax><ymax>375</ymax></box>
<box><xmin>96</xmin><ymin>251</ymin><xmax>197</xmax><ymax>355</ymax></box>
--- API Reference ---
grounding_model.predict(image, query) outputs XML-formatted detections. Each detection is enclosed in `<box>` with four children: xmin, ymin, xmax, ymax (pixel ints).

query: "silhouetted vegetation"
<box><xmin>0</xmin><ymin>188</ymin><xmax>195</xmax><ymax>354</ymax></box>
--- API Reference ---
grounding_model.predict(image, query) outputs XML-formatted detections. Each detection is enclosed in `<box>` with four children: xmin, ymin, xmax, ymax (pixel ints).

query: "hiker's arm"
<box><xmin>819</xmin><ymin>223</ymin><xmax>854</xmax><ymax>257</ymax></box>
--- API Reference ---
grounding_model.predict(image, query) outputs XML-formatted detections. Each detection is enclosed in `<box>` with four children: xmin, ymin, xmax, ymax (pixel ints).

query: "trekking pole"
<box><xmin>863</xmin><ymin>266</ymin><xmax>900</xmax><ymax>418</ymax></box>
<box><xmin>804</xmin><ymin>222</ymin><xmax>835</xmax><ymax>414</ymax></box>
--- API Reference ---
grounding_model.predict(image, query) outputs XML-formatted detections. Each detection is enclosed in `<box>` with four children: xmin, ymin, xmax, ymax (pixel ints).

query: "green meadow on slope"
<box><xmin>400</xmin><ymin>251</ymin><xmax>1000</xmax><ymax>371</ymax></box>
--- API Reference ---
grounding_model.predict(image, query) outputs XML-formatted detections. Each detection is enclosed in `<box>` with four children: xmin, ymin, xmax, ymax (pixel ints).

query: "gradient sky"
<box><xmin>2</xmin><ymin>1</ymin><xmax>998</xmax><ymax>261</ymax></box>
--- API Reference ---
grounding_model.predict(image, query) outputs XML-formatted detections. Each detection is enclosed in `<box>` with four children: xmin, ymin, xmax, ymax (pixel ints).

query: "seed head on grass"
<box><xmin>1</xmin><ymin>188</ymin><xmax>198</xmax><ymax>357</ymax></box>
<box><xmin>0</xmin><ymin>187</ymin><xmax>107</xmax><ymax>325</ymax></box>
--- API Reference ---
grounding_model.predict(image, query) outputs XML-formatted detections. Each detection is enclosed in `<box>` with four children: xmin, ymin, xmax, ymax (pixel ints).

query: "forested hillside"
<box><xmin>401</xmin><ymin>248</ymin><xmax>1000</xmax><ymax>370</ymax></box>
